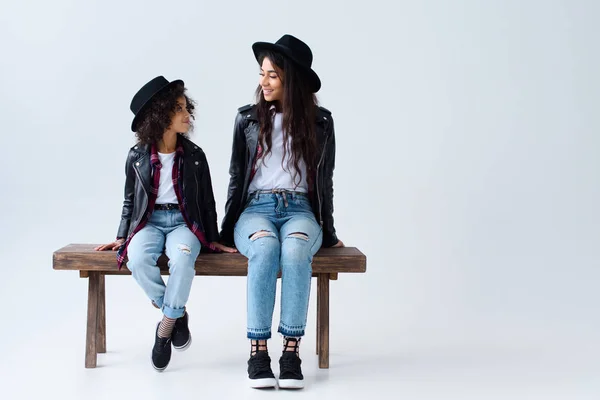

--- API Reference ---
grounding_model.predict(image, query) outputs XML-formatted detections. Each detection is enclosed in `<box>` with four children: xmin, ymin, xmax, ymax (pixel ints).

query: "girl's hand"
<box><xmin>94</xmin><ymin>238</ymin><xmax>125</xmax><ymax>251</ymax></box>
<box><xmin>332</xmin><ymin>240</ymin><xmax>345</xmax><ymax>248</ymax></box>
<box><xmin>212</xmin><ymin>242</ymin><xmax>238</xmax><ymax>253</ymax></box>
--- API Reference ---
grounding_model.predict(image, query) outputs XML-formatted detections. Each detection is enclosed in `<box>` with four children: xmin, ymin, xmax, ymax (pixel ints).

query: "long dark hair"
<box><xmin>254</xmin><ymin>51</ymin><xmax>318</xmax><ymax>188</ymax></box>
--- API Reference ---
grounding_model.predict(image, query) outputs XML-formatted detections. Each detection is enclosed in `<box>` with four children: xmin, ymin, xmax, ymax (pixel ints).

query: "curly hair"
<box><xmin>134</xmin><ymin>83</ymin><xmax>195</xmax><ymax>145</ymax></box>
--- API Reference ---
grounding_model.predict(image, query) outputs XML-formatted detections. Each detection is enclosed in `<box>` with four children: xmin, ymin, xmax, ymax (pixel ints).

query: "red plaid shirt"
<box><xmin>117</xmin><ymin>140</ymin><xmax>217</xmax><ymax>269</ymax></box>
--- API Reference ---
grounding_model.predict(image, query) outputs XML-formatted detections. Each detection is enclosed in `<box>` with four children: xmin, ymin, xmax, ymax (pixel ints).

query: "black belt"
<box><xmin>249</xmin><ymin>189</ymin><xmax>308</xmax><ymax>207</ymax></box>
<box><xmin>154</xmin><ymin>203</ymin><xmax>179</xmax><ymax>210</ymax></box>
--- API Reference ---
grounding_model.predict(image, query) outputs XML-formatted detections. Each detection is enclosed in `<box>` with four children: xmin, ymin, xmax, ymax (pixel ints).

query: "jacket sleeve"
<box><xmin>199</xmin><ymin>152</ymin><xmax>220</xmax><ymax>243</ymax></box>
<box><xmin>116</xmin><ymin>150</ymin><xmax>135</xmax><ymax>239</ymax></box>
<box><xmin>219</xmin><ymin>113</ymin><xmax>247</xmax><ymax>246</ymax></box>
<box><xmin>321</xmin><ymin>117</ymin><xmax>339</xmax><ymax>247</ymax></box>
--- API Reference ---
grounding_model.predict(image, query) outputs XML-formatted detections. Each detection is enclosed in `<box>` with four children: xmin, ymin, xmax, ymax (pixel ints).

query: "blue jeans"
<box><xmin>234</xmin><ymin>191</ymin><xmax>323</xmax><ymax>339</ymax></box>
<box><xmin>126</xmin><ymin>210</ymin><xmax>201</xmax><ymax>319</ymax></box>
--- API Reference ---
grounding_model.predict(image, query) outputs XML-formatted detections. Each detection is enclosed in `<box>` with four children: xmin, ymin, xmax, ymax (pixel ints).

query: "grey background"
<box><xmin>1</xmin><ymin>0</ymin><xmax>598</xmax><ymax>398</ymax></box>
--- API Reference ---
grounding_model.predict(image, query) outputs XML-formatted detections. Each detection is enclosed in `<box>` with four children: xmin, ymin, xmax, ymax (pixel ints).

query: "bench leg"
<box><xmin>316</xmin><ymin>281</ymin><xmax>321</xmax><ymax>355</ymax></box>
<box><xmin>85</xmin><ymin>272</ymin><xmax>100</xmax><ymax>368</ymax></box>
<box><xmin>317</xmin><ymin>274</ymin><xmax>330</xmax><ymax>369</ymax></box>
<box><xmin>97</xmin><ymin>274</ymin><xmax>106</xmax><ymax>354</ymax></box>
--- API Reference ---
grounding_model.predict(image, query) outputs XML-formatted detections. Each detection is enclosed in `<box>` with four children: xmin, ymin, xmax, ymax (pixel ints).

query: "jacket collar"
<box><xmin>132</xmin><ymin>134</ymin><xmax>196</xmax><ymax>158</ymax></box>
<box><xmin>150</xmin><ymin>139</ymin><xmax>184</xmax><ymax>167</ymax></box>
<box><xmin>243</xmin><ymin>104</ymin><xmax>331</xmax><ymax>127</ymax></box>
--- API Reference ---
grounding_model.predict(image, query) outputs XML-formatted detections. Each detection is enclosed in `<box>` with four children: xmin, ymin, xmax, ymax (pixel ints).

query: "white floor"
<box><xmin>4</xmin><ymin>334</ymin><xmax>600</xmax><ymax>400</ymax></box>
<box><xmin>2</xmin><ymin>289</ymin><xmax>599</xmax><ymax>400</ymax></box>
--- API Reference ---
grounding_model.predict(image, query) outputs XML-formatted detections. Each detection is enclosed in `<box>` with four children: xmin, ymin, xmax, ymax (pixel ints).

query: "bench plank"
<box><xmin>53</xmin><ymin>244</ymin><xmax>366</xmax><ymax>275</ymax></box>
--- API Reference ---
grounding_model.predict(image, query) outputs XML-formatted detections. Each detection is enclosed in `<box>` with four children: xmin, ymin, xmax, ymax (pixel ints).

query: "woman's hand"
<box><xmin>212</xmin><ymin>242</ymin><xmax>238</xmax><ymax>253</ymax></box>
<box><xmin>94</xmin><ymin>238</ymin><xmax>125</xmax><ymax>251</ymax></box>
<box><xmin>332</xmin><ymin>239</ymin><xmax>345</xmax><ymax>248</ymax></box>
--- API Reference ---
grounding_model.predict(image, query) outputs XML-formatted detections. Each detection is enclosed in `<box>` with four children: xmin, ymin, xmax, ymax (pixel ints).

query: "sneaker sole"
<box><xmin>278</xmin><ymin>379</ymin><xmax>304</xmax><ymax>389</ymax></box>
<box><xmin>173</xmin><ymin>335</ymin><xmax>192</xmax><ymax>352</ymax></box>
<box><xmin>152</xmin><ymin>322</ymin><xmax>171</xmax><ymax>372</ymax></box>
<box><xmin>249</xmin><ymin>377</ymin><xmax>277</xmax><ymax>389</ymax></box>
<box><xmin>152</xmin><ymin>361</ymin><xmax>169</xmax><ymax>372</ymax></box>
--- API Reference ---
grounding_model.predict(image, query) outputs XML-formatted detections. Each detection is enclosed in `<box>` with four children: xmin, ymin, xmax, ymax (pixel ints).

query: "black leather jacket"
<box><xmin>117</xmin><ymin>136</ymin><xmax>219</xmax><ymax>244</ymax></box>
<box><xmin>219</xmin><ymin>104</ymin><xmax>339</xmax><ymax>248</ymax></box>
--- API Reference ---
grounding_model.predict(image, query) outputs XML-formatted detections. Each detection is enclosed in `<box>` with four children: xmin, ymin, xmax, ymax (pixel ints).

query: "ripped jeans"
<box><xmin>234</xmin><ymin>191</ymin><xmax>323</xmax><ymax>339</ymax></box>
<box><xmin>126</xmin><ymin>209</ymin><xmax>200</xmax><ymax>319</ymax></box>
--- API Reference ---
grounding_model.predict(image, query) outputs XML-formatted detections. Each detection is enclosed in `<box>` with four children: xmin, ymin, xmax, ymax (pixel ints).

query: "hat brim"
<box><xmin>252</xmin><ymin>42</ymin><xmax>321</xmax><ymax>93</ymax></box>
<box><xmin>131</xmin><ymin>79</ymin><xmax>184</xmax><ymax>131</ymax></box>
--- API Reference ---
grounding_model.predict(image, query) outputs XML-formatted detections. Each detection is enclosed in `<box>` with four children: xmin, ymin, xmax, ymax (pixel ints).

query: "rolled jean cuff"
<box><xmin>277</xmin><ymin>323</ymin><xmax>305</xmax><ymax>338</ymax></box>
<box><xmin>151</xmin><ymin>298</ymin><xmax>163</xmax><ymax>309</ymax></box>
<box><xmin>247</xmin><ymin>327</ymin><xmax>272</xmax><ymax>340</ymax></box>
<box><xmin>162</xmin><ymin>304</ymin><xmax>185</xmax><ymax>319</ymax></box>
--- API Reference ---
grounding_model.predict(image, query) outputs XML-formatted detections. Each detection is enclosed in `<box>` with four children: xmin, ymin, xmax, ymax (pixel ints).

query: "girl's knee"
<box><xmin>168</xmin><ymin>242</ymin><xmax>199</xmax><ymax>265</ymax></box>
<box><xmin>127</xmin><ymin>251</ymin><xmax>156</xmax><ymax>272</ymax></box>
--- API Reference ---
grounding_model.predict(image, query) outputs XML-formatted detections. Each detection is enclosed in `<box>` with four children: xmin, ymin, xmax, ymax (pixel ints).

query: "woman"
<box><xmin>220</xmin><ymin>35</ymin><xmax>344</xmax><ymax>389</ymax></box>
<box><xmin>96</xmin><ymin>76</ymin><xmax>235</xmax><ymax>371</ymax></box>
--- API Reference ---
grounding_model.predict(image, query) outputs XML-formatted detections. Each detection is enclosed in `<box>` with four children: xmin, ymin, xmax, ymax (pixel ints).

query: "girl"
<box><xmin>220</xmin><ymin>35</ymin><xmax>344</xmax><ymax>389</ymax></box>
<box><xmin>96</xmin><ymin>76</ymin><xmax>235</xmax><ymax>371</ymax></box>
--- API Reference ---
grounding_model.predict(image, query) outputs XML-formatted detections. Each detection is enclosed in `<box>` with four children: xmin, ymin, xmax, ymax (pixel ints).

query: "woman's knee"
<box><xmin>281</xmin><ymin>232</ymin><xmax>314</xmax><ymax>264</ymax></box>
<box><xmin>243</xmin><ymin>229</ymin><xmax>281</xmax><ymax>258</ymax></box>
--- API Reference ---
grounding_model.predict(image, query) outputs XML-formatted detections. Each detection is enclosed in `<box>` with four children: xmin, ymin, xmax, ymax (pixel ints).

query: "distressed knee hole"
<box><xmin>287</xmin><ymin>232</ymin><xmax>309</xmax><ymax>241</ymax></box>
<box><xmin>249</xmin><ymin>230</ymin><xmax>276</xmax><ymax>241</ymax></box>
<box><xmin>177</xmin><ymin>243</ymin><xmax>192</xmax><ymax>255</ymax></box>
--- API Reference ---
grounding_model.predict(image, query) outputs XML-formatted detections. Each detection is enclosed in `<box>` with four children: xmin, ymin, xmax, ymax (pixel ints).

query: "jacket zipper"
<box><xmin>194</xmin><ymin>166</ymin><xmax>204</xmax><ymax>229</ymax></box>
<box><xmin>316</xmin><ymin>135</ymin><xmax>328</xmax><ymax>227</ymax></box>
<box><xmin>181</xmin><ymin>156</ymin><xmax>204</xmax><ymax>230</ymax></box>
<box><xmin>132</xmin><ymin>165</ymin><xmax>148</xmax><ymax>232</ymax></box>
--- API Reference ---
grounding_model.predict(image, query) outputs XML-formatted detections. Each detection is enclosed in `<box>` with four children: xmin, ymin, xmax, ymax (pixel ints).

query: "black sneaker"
<box><xmin>151</xmin><ymin>323</ymin><xmax>172</xmax><ymax>371</ymax></box>
<box><xmin>278</xmin><ymin>351</ymin><xmax>304</xmax><ymax>389</ymax></box>
<box><xmin>172</xmin><ymin>312</ymin><xmax>192</xmax><ymax>351</ymax></box>
<box><xmin>247</xmin><ymin>352</ymin><xmax>277</xmax><ymax>389</ymax></box>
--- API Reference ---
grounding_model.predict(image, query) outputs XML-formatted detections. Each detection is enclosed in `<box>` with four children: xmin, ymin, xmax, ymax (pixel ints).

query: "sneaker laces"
<box><xmin>155</xmin><ymin>336</ymin><xmax>171</xmax><ymax>353</ymax></box>
<box><xmin>280</xmin><ymin>352</ymin><xmax>301</xmax><ymax>372</ymax></box>
<box><xmin>250</xmin><ymin>353</ymin><xmax>273</xmax><ymax>374</ymax></box>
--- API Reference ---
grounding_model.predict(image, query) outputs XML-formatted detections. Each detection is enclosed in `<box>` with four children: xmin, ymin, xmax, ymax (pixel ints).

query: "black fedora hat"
<box><xmin>130</xmin><ymin>76</ymin><xmax>184</xmax><ymax>131</ymax></box>
<box><xmin>252</xmin><ymin>34</ymin><xmax>321</xmax><ymax>93</ymax></box>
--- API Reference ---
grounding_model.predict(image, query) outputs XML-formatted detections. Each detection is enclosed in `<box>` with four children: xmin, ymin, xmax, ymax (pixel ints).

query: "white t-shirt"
<box><xmin>248</xmin><ymin>112</ymin><xmax>308</xmax><ymax>193</ymax></box>
<box><xmin>156</xmin><ymin>152</ymin><xmax>178</xmax><ymax>204</ymax></box>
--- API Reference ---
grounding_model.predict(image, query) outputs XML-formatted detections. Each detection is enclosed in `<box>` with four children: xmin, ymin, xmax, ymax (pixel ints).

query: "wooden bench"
<box><xmin>53</xmin><ymin>244</ymin><xmax>367</xmax><ymax>369</ymax></box>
